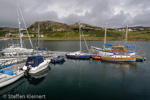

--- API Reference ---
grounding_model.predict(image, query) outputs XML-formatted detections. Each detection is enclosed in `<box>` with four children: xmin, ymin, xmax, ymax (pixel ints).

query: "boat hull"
<box><xmin>101</xmin><ymin>56</ymin><xmax>137</xmax><ymax>62</ymax></box>
<box><xmin>66</xmin><ymin>54</ymin><xmax>91</xmax><ymax>59</ymax></box>
<box><xmin>0</xmin><ymin>71</ymin><xmax>24</xmax><ymax>88</ymax></box>
<box><xmin>24</xmin><ymin>61</ymin><xmax>49</xmax><ymax>74</ymax></box>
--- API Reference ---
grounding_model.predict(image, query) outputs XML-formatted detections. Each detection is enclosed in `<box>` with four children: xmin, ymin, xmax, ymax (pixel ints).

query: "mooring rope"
<box><xmin>128</xmin><ymin>31</ymin><xmax>146</xmax><ymax>56</ymax></box>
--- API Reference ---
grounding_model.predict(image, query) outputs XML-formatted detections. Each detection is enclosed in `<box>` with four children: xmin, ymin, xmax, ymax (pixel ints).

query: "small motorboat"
<box><xmin>50</xmin><ymin>55</ymin><xmax>65</xmax><ymax>64</ymax></box>
<box><xmin>92</xmin><ymin>56</ymin><xmax>101</xmax><ymax>60</ymax></box>
<box><xmin>23</xmin><ymin>55</ymin><xmax>50</xmax><ymax>74</ymax></box>
<box><xmin>0</xmin><ymin>68</ymin><xmax>24</xmax><ymax>88</ymax></box>
<box><xmin>136</xmin><ymin>56</ymin><xmax>146</xmax><ymax>62</ymax></box>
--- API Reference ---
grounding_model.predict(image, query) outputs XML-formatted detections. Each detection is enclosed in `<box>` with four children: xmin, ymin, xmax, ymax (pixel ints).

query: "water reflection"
<box><xmin>100</xmin><ymin>60</ymin><xmax>137</xmax><ymax>67</ymax></box>
<box><xmin>67</xmin><ymin>59</ymin><xmax>93</xmax><ymax>65</ymax></box>
<box><xmin>100</xmin><ymin>60</ymin><xmax>137</xmax><ymax>89</ymax></box>
<box><xmin>25</xmin><ymin>67</ymin><xmax>50</xmax><ymax>85</ymax></box>
<box><xmin>50</xmin><ymin>61</ymin><xmax>65</xmax><ymax>66</ymax></box>
<box><xmin>0</xmin><ymin>78</ymin><xmax>25</xmax><ymax>96</ymax></box>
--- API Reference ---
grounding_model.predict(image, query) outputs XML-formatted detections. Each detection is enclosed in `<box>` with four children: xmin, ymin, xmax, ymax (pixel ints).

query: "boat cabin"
<box><xmin>25</xmin><ymin>56</ymin><xmax>44</xmax><ymax>67</ymax></box>
<box><xmin>111</xmin><ymin>46</ymin><xmax>127</xmax><ymax>52</ymax></box>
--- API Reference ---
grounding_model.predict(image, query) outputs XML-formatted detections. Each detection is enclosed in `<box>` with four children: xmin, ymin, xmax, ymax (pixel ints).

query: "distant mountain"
<box><xmin>0</xmin><ymin>27</ymin><xmax>18</xmax><ymax>36</ymax></box>
<box><xmin>0</xmin><ymin>27</ymin><xmax>18</xmax><ymax>32</ymax></box>
<box><xmin>0</xmin><ymin>20</ymin><xmax>103</xmax><ymax>36</ymax></box>
<box><xmin>28</xmin><ymin>20</ymin><xmax>71</xmax><ymax>32</ymax></box>
<box><xmin>1</xmin><ymin>20</ymin><xmax>150</xmax><ymax>37</ymax></box>
<box><xmin>70</xmin><ymin>22</ymin><xmax>102</xmax><ymax>30</ymax></box>
<box><xmin>28</xmin><ymin>21</ymin><xmax>103</xmax><ymax>33</ymax></box>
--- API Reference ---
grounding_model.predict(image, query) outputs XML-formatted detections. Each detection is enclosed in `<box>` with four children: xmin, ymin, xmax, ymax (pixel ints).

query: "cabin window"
<box><xmin>28</xmin><ymin>59</ymin><xmax>34</xmax><ymax>64</ymax></box>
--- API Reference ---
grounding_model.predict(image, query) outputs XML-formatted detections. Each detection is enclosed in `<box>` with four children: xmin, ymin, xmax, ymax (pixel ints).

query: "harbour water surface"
<box><xmin>0</xmin><ymin>40</ymin><xmax>150</xmax><ymax>100</ymax></box>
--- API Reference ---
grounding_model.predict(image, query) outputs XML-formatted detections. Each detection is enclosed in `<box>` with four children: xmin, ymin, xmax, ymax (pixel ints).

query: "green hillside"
<box><xmin>0</xmin><ymin>20</ymin><xmax>150</xmax><ymax>41</ymax></box>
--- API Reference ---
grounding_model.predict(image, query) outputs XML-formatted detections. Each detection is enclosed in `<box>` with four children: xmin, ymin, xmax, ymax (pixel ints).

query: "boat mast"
<box><xmin>32</xmin><ymin>23</ymin><xmax>39</xmax><ymax>55</ymax></box>
<box><xmin>125</xmin><ymin>25</ymin><xmax>128</xmax><ymax>47</ymax></box>
<box><xmin>79</xmin><ymin>22</ymin><xmax>82</xmax><ymax>52</ymax></box>
<box><xmin>17</xmin><ymin>0</ymin><xmax>33</xmax><ymax>48</ymax></box>
<box><xmin>17</xmin><ymin>1</ymin><xmax>23</xmax><ymax>48</ymax></box>
<box><xmin>104</xmin><ymin>22</ymin><xmax>107</xmax><ymax>49</ymax></box>
<box><xmin>37</xmin><ymin>22</ymin><xmax>40</xmax><ymax>48</ymax></box>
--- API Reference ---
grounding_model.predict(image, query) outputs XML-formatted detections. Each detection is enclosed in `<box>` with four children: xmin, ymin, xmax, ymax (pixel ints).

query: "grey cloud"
<box><xmin>0</xmin><ymin>0</ymin><xmax>150</xmax><ymax>28</ymax></box>
<box><xmin>133</xmin><ymin>10</ymin><xmax>150</xmax><ymax>26</ymax></box>
<box><xmin>108</xmin><ymin>11</ymin><xmax>132</xmax><ymax>28</ymax></box>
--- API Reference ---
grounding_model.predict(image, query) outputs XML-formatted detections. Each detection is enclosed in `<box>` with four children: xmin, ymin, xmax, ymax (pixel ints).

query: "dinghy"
<box><xmin>50</xmin><ymin>55</ymin><xmax>65</xmax><ymax>64</ymax></box>
<box><xmin>92</xmin><ymin>56</ymin><xmax>101</xmax><ymax>60</ymax></box>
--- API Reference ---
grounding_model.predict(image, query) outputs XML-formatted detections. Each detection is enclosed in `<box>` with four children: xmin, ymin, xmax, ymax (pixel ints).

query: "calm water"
<box><xmin>0</xmin><ymin>40</ymin><xmax>150</xmax><ymax>100</ymax></box>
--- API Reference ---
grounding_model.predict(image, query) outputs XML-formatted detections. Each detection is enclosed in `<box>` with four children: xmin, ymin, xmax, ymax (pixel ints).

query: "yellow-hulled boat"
<box><xmin>101</xmin><ymin>55</ymin><xmax>137</xmax><ymax>62</ymax></box>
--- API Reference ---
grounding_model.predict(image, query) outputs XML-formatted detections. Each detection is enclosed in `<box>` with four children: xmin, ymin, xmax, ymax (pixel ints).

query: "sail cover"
<box><xmin>0</xmin><ymin>69</ymin><xmax>14</xmax><ymax>75</ymax></box>
<box><xmin>104</xmin><ymin>44</ymin><xmax>118</xmax><ymax>46</ymax></box>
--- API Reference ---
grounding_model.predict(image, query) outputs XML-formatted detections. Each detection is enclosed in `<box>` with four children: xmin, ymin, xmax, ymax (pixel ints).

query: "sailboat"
<box><xmin>0</xmin><ymin>66</ymin><xmax>24</xmax><ymax>88</ymax></box>
<box><xmin>23</xmin><ymin>23</ymin><xmax>50</xmax><ymax>74</ymax></box>
<box><xmin>66</xmin><ymin>23</ymin><xmax>92</xmax><ymax>59</ymax></box>
<box><xmin>2</xmin><ymin>1</ymin><xmax>33</xmax><ymax>55</ymax></box>
<box><xmin>91</xmin><ymin>23</ymin><xmax>136</xmax><ymax>56</ymax></box>
<box><xmin>100</xmin><ymin>54</ymin><xmax>137</xmax><ymax>62</ymax></box>
<box><xmin>100</xmin><ymin>25</ymin><xmax>137</xmax><ymax>62</ymax></box>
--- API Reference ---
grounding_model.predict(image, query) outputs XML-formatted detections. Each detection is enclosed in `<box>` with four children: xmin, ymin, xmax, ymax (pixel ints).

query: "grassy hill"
<box><xmin>0</xmin><ymin>20</ymin><xmax>150</xmax><ymax>41</ymax></box>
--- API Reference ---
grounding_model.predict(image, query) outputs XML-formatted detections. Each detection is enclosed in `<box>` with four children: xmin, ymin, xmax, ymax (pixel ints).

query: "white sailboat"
<box><xmin>2</xmin><ymin>1</ymin><xmax>33</xmax><ymax>55</ymax></box>
<box><xmin>66</xmin><ymin>22</ymin><xmax>92</xmax><ymax>59</ymax></box>
<box><xmin>0</xmin><ymin>67</ymin><xmax>24</xmax><ymax>88</ymax></box>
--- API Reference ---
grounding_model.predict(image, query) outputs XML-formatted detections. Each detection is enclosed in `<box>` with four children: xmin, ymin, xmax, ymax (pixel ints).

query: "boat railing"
<box><xmin>0</xmin><ymin>58</ymin><xmax>26</xmax><ymax>67</ymax></box>
<box><xmin>103</xmin><ymin>53</ymin><xmax>137</xmax><ymax>58</ymax></box>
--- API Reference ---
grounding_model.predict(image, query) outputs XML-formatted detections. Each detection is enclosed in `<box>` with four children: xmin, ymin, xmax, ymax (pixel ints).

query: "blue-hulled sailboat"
<box><xmin>66</xmin><ymin>23</ymin><xmax>92</xmax><ymax>59</ymax></box>
<box><xmin>66</xmin><ymin>51</ymin><xmax>92</xmax><ymax>59</ymax></box>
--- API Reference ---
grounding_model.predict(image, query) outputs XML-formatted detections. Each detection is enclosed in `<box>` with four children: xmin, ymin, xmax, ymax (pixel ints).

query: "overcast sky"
<box><xmin>0</xmin><ymin>0</ymin><xmax>150</xmax><ymax>28</ymax></box>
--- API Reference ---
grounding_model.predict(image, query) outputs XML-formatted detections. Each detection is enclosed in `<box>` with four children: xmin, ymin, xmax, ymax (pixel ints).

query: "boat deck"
<box><xmin>0</xmin><ymin>51</ymin><xmax>70</xmax><ymax>70</ymax></box>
